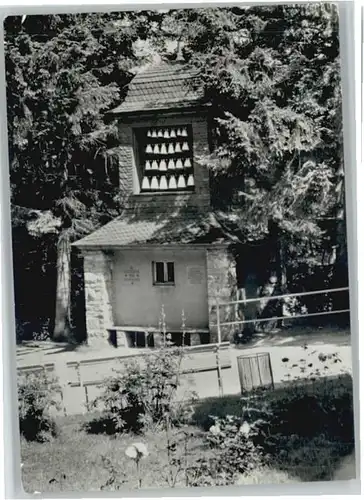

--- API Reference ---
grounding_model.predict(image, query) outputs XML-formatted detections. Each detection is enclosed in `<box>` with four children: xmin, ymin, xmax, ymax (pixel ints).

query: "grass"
<box><xmin>192</xmin><ymin>374</ymin><xmax>355</xmax><ymax>483</ymax></box>
<box><xmin>21</xmin><ymin>374</ymin><xmax>355</xmax><ymax>493</ymax></box>
<box><xmin>236</xmin><ymin>467</ymin><xmax>300</xmax><ymax>485</ymax></box>
<box><xmin>193</xmin><ymin>374</ymin><xmax>354</xmax><ymax>429</ymax></box>
<box><xmin>21</xmin><ymin>414</ymin><xmax>213</xmax><ymax>493</ymax></box>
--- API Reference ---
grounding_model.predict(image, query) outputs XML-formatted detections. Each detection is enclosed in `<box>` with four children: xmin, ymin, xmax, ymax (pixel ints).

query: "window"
<box><xmin>135</xmin><ymin>125</ymin><xmax>195</xmax><ymax>193</ymax></box>
<box><xmin>153</xmin><ymin>261</ymin><xmax>175</xmax><ymax>285</ymax></box>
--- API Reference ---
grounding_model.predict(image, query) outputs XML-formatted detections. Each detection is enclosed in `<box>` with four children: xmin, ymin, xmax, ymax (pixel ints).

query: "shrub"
<box><xmin>208</xmin><ymin>416</ymin><xmax>267</xmax><ymax>473</ymax></box>
<box><xmin>191</xmin><ymin>375</ymin><xmax>354</xmax><ymax>484</ymax></box>
<box><xmin>265</xmin><ymin>375</ymin><xmax>354</xmax><ymax>445</ymax></box>
<box><xmin>193</xmin><ymin>390</ymin><xmax>273</xmax><ymax>439</ymax></box>
<box><xmin>269</xmin><ymin>434</ymin><xmax>354</xmax><ymax>482</ymax></box>
<box><xmin>91</xmin><ymin>345</ymin><xmax>197</xmax><ymax>434</ymax></box>
<box><xmin>241</xmin><ymin>375</ymin><xmax>355</xmax><ymax>481</ymax></box>
<box><xmin>99</xmin><ymin>455</ymin><xmax>127</xmax><ymax>490</ymax></box>
<box><xmin>192</xmin><ymin>395</ymin><xmax>242</xmax><ymax>430</ymax></box>
<box><xmin>187</xmin><ymin>414</ymin><xmax>267</xmax><ymax>486</ymax></box>
<box><xmin>235</xmin><ymin>466</ymin><xmax>300</xmax><ymax>485</ymax></box>
<box><xmin>194</xmin><ymin>375</ymin><xmax>354</xmax><ymax>445</ymax></box>
<box><xmin>186</xmin><ymin>458</ymin><xmax>234</xmax><ymax>487</ymax></box>
<box><xmin>16</xmin><ymin>318</ymin><xmax>51</xmax><ymax>343</ymax></box>
<box><xmin>18</xmin><ymin>370</ymin><xmax>61</xmax><ymax>442</ymax></box>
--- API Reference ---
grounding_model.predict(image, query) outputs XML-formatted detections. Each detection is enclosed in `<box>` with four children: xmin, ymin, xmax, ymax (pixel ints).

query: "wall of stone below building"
<box><xmin>206</xmin><ymin>247</ymin><xmax>238</xmax><ymax>343</ymax></box>
<box><xmin>83</xmin><ymin>250</ymin><xmax>114</xmax><ymax>347</ymax></box>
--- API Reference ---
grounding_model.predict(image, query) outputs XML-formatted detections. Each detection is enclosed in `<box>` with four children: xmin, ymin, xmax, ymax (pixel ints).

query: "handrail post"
<box><xmin>215</xmin><ymin>300</ymin><xmax>223</xmax><ymax>397</ymax></box>
<box><xmin>216</xmin><ymin>300</ymin><xmax>222</xmax><ymax>345</ymax></box>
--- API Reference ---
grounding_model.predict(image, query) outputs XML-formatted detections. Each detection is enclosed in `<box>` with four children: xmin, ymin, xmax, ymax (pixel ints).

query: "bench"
<box><xmin>107</xmin><ymin>326</ymin><xmax>210</xmax><ymax>348</ymax></box>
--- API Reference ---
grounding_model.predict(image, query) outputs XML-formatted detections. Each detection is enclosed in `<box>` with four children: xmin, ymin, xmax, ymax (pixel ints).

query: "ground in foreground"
<box><xmin>21</xmin><ymin>375</ymin><xmax>355</xmax><ymax>494</ymax></box>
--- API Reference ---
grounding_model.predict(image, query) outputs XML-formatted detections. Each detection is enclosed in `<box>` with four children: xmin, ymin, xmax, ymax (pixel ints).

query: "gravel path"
<box><xmin>16</xmin><ymin>328</ymin><xmax>352</xmax><ymax>415</ymax></box>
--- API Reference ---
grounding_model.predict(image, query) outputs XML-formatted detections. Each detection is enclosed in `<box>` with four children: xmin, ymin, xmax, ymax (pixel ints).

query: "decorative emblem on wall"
<box><xmin>187</xmin><ymin>266</ymin><xmax>204</xmax><ymax>285</ymax></box>
<box><xmin>124</xmin><ymin>265</ymin><xmax>140</xmax><ymax>285</ymax></box>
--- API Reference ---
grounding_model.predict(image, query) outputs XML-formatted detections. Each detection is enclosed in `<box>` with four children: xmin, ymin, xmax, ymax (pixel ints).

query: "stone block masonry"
<box><xmin>206</xmin><ymin>247</ymin><xmax>238</xmax><ymax>343</ymax></box>
<box><xmin>83</xmin><ymin>251</ymin><xmax>114</xmax><ymax>347</ymax></box>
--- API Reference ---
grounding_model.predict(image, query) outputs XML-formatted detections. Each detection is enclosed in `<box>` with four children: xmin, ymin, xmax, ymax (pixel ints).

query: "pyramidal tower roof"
<box><xmin>109</xmin><ymin>62</ymin><xmax>206</xmax><ymax>116</ymax></box>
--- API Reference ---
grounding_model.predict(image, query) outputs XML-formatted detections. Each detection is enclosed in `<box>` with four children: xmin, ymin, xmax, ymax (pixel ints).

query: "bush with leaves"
<box><xmin>189</xmin><ymin>391</ymin><xmax>272</xmax><ymax>487</ymax></box>
<box><xmin>186</xmin><ymin>414</ymin><xmax>268</xmax><ymax>487</ymax></box>
<box><xmin>18</xmin><ymin>370</ymin><xmax>61</xmax><ymax>442</ymax></box>
<box><xmin>192</xmin><ymin>394</ymin><xmax>242</xmax><ymax>431</ymax></box>
<box><xmin>265</xmin><ymin>375</ymin><xmax>354</xmax><ymax>447</ymax></box>
<box><xmin>190</xmin><ymin>375</ymin><xmax>354</xmax><ymax>485</ymax></box>
<box><xmin>91</xmin><ymin>343</ymin><xmax>197</xmax><ymax>434</ymax></box>
<box><xmin>99</xmin><ymin>455</ymin><xmax>127</xmax><ymax>491</ymax></box>
<box><xmin>212</xmin><ymin>416</ymin><xmax>267</xmax><ymax>469</ymax></box>
<box><xmin>186</xmin><ymin>457</ymin><xmax>235</xmax><ymax>487</ymax></box>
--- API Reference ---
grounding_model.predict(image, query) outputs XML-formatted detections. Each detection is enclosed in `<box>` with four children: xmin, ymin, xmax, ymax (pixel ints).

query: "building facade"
<box><xmin>74</xmin><ymin>64</ymin><xmax>238</xmax><ymax>348</ymax></box>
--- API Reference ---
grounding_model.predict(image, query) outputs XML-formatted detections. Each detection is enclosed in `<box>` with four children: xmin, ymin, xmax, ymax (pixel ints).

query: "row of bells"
<box><xmin>145</xmin><ymin>142</ymin><xmax>189</xmax><ymax>154</ymax></box>
<box><xmin>145</xmin><ymin>158</ymin><xmax>192</xmax><ymax>170</ymax></box>
<box><xmin>146</xmin><ymin>128</ymin><xmax>188</xmax><ymax>138</ymax></box>
<box><xmin>142</xmin><ymin>174</ymin><xmax>194</xmax><ymax>191</ymax></box>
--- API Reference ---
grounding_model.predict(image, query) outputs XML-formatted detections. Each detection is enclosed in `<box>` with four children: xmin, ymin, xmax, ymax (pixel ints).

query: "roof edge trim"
<box><xmin>106</xmin><ymin>102</ymin><xmax>211</xmax><ymax>118</ymax></box>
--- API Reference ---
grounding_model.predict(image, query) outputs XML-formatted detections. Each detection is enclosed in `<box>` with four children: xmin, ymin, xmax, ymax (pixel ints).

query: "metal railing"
<box><xmin>211</xmin><ymin>286</ymin><xmax>350</xmax><ymax>398</ymax></box>
<box><xmin>216</xmin><ymin>286</ymin><xmax>350</xmax><ymax>339</ymax></box>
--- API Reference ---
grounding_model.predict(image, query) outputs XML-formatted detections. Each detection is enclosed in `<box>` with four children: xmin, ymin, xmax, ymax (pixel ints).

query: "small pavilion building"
<box><xmin>74</xmin><ymin>63</ymin><xmax>238</xmax><ymax>348</ymax></box>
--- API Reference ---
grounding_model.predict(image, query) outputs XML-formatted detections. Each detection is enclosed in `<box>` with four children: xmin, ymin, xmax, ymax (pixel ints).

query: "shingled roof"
<box><xmin>108</xmin><ymin>63</ymin><xmax>206</xmax><ymax>115</ymax></box>
<box><xmin>74</xmin><ymin>206</ymin><xmax>235</xmax><ymax>249</ymax></box>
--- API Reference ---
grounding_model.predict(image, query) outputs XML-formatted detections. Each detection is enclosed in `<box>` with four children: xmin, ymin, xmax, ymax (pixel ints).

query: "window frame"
<box><xmin>134</xmin><ymin>124</ymin><xmax>195</xmax><ymax>194</ymax></box>
<box><xmin>152</xmin><ymin>261</ymin><xmax>175</xmax><ymax>286</ymax></box>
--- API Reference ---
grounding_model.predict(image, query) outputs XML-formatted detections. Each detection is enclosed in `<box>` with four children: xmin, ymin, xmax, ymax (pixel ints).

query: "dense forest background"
<box><xmin>4</xmin><ymin>5</ymin><xmax>349</xmax><ymax>343</ymax></box>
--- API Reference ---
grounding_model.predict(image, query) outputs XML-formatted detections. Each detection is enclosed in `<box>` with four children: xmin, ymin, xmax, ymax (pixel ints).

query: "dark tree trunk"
<box><xmin>275</xmin><ymin>227</ymin><xmax>287</xmax><ymax>327</ymax></box>
<box><xmin>257</xmin><ymin>220</ymin><xmax>286</xmax><ymax>332</ymax></box>
<box><xmin>53</xmin><ymin>232</ymin><xmax>72</xmax><ymax>342</ymax></box>
<box><xmin>70</xmin><ymin>249</ymin><xmax>87</xmax><ymax>343</ymax></box>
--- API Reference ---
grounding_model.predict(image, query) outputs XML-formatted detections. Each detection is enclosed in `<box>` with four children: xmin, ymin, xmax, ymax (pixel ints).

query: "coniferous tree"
<box><xmin>5</xmin><ymin>12</ymin><xmax>150</xmax><ymax>341</ymax></box>
<box><xmin>159</xmin><ymin>5</ymin><xmax>344</xmax><ymax>298</ymax></box>
<box><xmin>6</xmin><ymin>6</ymin><xmax>347</xmax><ymax>342</ymax></box>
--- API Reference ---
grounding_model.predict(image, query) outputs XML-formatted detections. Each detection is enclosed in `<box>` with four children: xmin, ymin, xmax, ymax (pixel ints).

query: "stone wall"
<box><xmin>83</xmin><ymin>251</ymin><xmax>114</xmax><ymax>347</ymax></box>
<box><xmin>118</xmin><ymin>114</ymin><xmax>211</xmax><ymax>209</ymax></box>
<box><xmin>206</xmin><ymin>247</ymin><xmax>238</xmax><ymax>343</ymax></box>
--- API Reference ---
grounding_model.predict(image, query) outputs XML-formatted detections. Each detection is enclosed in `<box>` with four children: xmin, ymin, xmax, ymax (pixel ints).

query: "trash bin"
<box><xmin>237</xmin><ymin>352</ymin><xmax>274</xmax><ymax>393</ymax></box>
